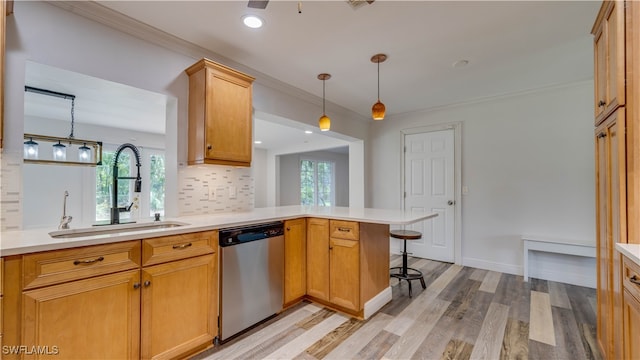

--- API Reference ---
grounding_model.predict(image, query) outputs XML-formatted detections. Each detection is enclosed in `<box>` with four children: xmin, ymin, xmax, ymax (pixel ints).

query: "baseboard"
<box><xmin>463</xmin><ymin>256</ymin><xmax>596</xmax><ymax>288</ymax></box>
<box><xmin>530</xmin><ymin>268</ymin><xmax>596</xmax><ymax>288</ymax></box>
<box><xmin>462</xmin><ymin>257</ymin><xmax>521</xmax><ymax>276</ymax></box>
<box><xmin>363</xmin><ymin>286</ymin><xmax>392</xmax><ymax>319</ymax></box>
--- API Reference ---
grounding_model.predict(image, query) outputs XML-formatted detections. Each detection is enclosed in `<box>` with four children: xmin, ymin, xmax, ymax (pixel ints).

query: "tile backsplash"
<box><xmin>177</xmin><ymin>165</ymin><xmax>254</xmax><ymax>215</ymax></box>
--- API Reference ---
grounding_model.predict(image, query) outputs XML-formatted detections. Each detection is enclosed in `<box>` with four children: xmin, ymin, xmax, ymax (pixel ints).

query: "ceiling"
<box><xmin>96</xmin><ymin>0</ymin><xmax>600</xmax><ymax>120</ymax></box>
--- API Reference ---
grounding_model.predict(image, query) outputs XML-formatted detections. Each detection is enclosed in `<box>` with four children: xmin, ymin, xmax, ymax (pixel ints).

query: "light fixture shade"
<box><xmin>78</xmin><ymin>143</ymin><xmax>92</xmax><ymax>162</ymax></box>
<box><xmin>319</xmin><ymin>114</ymin><xmax>331</xmax><ymax>131</ymax></box>
<box><xmin>24</xmin><ymin>138</ymin><xmax>39</xmax><ymax>160</ymax></box>
<box><xmin>372</xmin><ymin>100</ymin><xmax>386</xmax><ymax>120</ymax></box>
<box><xmin>52</xmin><ymin>141</ymin><xmax>67</xmax><ymax>161</ymax></box>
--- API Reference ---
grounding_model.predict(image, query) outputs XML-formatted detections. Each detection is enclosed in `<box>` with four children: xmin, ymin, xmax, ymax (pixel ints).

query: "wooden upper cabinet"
<box><xmin>593</xmin><ymin>1</ymin><xmax>626</xmax><ymax>126</ymax></box>
<box><xmin>185</xmin><ymin>59</ymin><xmax>255</xmax><ymax>167</ymax></box>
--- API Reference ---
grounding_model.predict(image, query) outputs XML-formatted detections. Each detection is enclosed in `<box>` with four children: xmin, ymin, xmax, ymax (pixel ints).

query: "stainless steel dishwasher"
<box><xmin>218</xmin><ymin>222</ymin><xmax>284</xmax><ymax>342</ymax></box>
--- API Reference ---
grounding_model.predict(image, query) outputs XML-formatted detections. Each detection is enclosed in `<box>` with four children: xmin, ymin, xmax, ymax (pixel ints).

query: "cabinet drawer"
<box><xmin>142</xmin><ymin>231</ymin><xmax>217</xmax><ymax>266</ymax></box>
<box><xmin>23</xmin><ymin>241</ymin><xmax>141</xmax><ymax>290</ymax></box>
<box><xmin>623</xmin><ymin>256</ymin><xmax>640</xmax><ymax>303</ymax></box>
<box><xmin>330</xmin><ymin>220</ymin><xmax>359</xmax><ymax>241</ymax></box>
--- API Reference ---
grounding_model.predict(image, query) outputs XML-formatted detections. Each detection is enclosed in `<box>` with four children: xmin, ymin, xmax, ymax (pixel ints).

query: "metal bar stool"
<box><xmin>390</xmin><ymin>229</ymin><xmax>426</xmax><ymax>297</ymax></box>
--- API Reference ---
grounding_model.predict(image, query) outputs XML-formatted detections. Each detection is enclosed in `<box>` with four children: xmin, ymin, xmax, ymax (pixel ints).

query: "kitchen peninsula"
<box><xmin>0</xmin><ymin>206</ymin><xmax>437</xmax><ymax>360</ymax></box>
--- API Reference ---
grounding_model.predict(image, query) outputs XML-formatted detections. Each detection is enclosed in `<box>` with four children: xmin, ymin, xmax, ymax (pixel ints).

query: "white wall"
<box><xmin>278</xmin><ymin>150</ymin><xmax>350</xmax><ymax>207</ymax></box>
<box><xmin>368</xmin><ymin>82</ymin><xmax>595</xmax><ymax>278</ymax></box>
<box><xmin>252</xmin><ymin>148</ymin><xmax>268</xmax><ymax>208</ymax></box>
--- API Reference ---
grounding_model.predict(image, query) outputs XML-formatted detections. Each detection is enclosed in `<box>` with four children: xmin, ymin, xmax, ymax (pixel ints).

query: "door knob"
<box><xmin>448</xmin><ymin>200</ymin><xmax>455</xmax><ymax>206</ymax></box>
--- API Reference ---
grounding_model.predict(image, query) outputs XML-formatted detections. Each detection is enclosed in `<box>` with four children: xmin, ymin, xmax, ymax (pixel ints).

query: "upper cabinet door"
<box><xmin>593</xmin><ymin>1</ymin><xmax>626</xmax><ymax>126</ymax></box>
<box><xmin>186</xmin><ymin>59</ymin><xmax>255</xmax><ymax>167</ymax></box>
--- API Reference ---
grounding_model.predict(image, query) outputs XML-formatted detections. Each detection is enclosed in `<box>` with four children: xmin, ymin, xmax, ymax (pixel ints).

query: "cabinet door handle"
<box><xmin>133</xmin><ymin>283</ymin><xmax>141</xmax><ymax>289</ymax></box>
<box><xmin>598</xmin><ymin>100</ymin><xmax>606</xmax><ymax>107</ymax></box>
<box><xmin>172</xmin><ymin>243</ymin><xmax>192</xmax><ymax>250</ymax></box>
<box><xmin>286</xmin><ymin>227</ymin><xmax>291</xmax><ymax>231</ymax></box>
<box><xmin>631</xmin><ymin>275</ymin><xmax>640</xmax><ymax>286</ymax></box>
<box><xmin>329</xmin><ymin>246</ymin><xmax>333</xmax><ymax>250</ymax></box>
<box><xmin>207</xmin><ymin>144</ymin><xmax>212</xmax><ymax>151</ymax></box>
<box><xmin>144</xmin><ymin>280</ymin><xmax>151</xmax><ymax>288</ymax></box>
<box><xmin>73</xmin><ymin>256</ymin><xmax>105</xmax><ymax>266</ymax></box>
<box><xmin>338</xmin><ymin>227</ymin><xmax>351</xmax><ymax>232</ymax></box>
<box><xmin>597</xmin><ymin>132</ymin><xmax>607</xmax><ymax>139</ymax></box>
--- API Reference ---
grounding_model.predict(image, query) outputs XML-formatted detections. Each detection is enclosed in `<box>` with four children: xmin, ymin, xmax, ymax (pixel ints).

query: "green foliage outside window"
<box><xmin>149</xmin><ymin>154</ymin><xmax>165</xmax><ymax>216</ymax></box>
<box><xmin>300</xmin><ymin>159</ymin><xmax>334</xmax><ymax>207</ymax></box>
<box><xmin>96</xmin><ymin>151</ymin><xmax>131</xmax><ymax>221</ymax></box>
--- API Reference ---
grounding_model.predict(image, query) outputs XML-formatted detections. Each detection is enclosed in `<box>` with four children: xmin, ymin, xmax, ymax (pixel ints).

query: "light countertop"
<box><xmin>0</xmin><ymin>206</ymin><xmax>438</xmax><ymax>256</ymax></box>
<box><xmin>616</xmin><ymin>243</ymin><xmax>640</xmax><ymax>267</ymax></box>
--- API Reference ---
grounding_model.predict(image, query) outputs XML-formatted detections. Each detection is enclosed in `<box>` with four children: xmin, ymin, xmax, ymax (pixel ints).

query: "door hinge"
<box><xmin>404</xmin><ymin>146</ymin><xmax>407</xmax><ymax>153</ymax></box>
<box><xmin>404</xmin><ymin>192</ymin><xmax>407</xmax><ymax>198</ymax></box>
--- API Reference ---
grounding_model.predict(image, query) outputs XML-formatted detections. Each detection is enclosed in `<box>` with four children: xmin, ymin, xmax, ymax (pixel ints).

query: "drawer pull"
<box><xmin>338</xmin><ymin>227</ymin><xmax>351</xmax><ymax>232</ymax></box>
<box><xmin>172</xmin><ymin>243</ymin><xmax>193</xmax><ymax>250</ymax></box>
<box><xmin>631</xmin><ymin>275</ymin><xmax>640</xmax><ymax>286</ymax></box>
<box><xmin>73</xmin><ymin>256</ymin><xmax>104</xmax><ymax>266</ymax></box>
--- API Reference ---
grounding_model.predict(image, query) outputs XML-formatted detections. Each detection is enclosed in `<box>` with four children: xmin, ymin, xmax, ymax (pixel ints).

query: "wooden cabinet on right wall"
<box><xmin>593</xmin><ymin>1</ymin><xmax>640</xmax><ymax>358</ymax></box>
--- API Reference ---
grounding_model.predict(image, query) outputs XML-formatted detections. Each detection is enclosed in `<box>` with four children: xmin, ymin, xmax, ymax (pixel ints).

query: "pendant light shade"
<box><xmin>371</xmin><ymin>53</ymin><xmax>387</xmax><ymax>121</ymax></box>
<box><xmin>52</xmin><ymin>141</ymin><xmax>67</xmax><ymax>161</ymax></box>
<box><xmin>24</xmin><ymin>137</ymin><xmax>39</xmax><ymax>160</ymax></box>
<box><xmin>317</xmin><ymin>73</ymin><xmax>332</xmax><ymax>131</ymax></box>
<box><xmin>78</xmin><ymin>143</ymin><xmax>92</xmax><ymax>162</ymax></box>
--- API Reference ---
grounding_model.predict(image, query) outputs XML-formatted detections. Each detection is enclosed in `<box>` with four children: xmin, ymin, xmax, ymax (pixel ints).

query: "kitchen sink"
<box><xmin>48</xmin><ymin>221</ymin><xmax>189</xmax><ymax>239</ymax></box>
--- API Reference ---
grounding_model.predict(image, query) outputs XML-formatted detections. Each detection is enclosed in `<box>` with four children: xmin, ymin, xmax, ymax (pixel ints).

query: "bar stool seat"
<box><xmin>390</xmin><ymin>230</ymin><xmax>426</xmax><ymax>297</ymax></box>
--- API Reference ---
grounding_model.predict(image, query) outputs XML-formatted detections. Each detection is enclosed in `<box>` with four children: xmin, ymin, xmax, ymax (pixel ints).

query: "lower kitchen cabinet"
<box><xmin>329</xmin><ymin>237</ymin><xmax>359</xmax><ymax>311</ymax></box>
<box><xmin>22</xmin><ymin>269</ymin><xmax>141</xmax><ymax>359</ymax></box>
<box><xmin>306</xmin><ymin>219</ymin><xmax>362</xmax><ymax>313</ymax></box>
<box><xmin>141</xmin><ymin>254</ymin><xmax>217</xmax><ymax>360</ymax></box>
<box><xmin>623</xmin><ymin>255</ymin><xmax>640</xmax><ymax>359</ymax></box>
<box><xmin>623</xmin><ymin>289</ymin><xmax>640</xmax><ymax>359</ymax></box>
<box><xmin>2</xmin><ymin>231</ymin><xmax>218</xmax><ymax>360</ymax></box>
<box><xmin>284</xmin><ymin>218</ymin><xmax>306</xmax><ymax>306</ymax></box>
<box><xmin>306</xmin><ymin>218</ymin><xmax>330</xmax><ymax>301</ymax></box>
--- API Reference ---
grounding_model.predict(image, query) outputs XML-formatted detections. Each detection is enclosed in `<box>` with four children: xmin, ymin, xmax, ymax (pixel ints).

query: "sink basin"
<box><xmin>49</xmin><ymin>221</ymin><xmax>189</xmax><ymax>239</ymax></box>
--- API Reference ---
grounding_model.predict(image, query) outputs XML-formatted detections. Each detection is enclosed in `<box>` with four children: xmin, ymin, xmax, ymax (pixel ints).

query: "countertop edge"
<box><xmin>616</xmin><ymin>243</ymin><xmax>640</xmax><ymax>267</ymax></box>
<box><xmin>1</xmin><ymin>207</ymin><xmax>438</xmax><ymax>256</ymax></box>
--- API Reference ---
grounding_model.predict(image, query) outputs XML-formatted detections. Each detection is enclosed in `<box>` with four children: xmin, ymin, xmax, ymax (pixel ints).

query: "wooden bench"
<box><xmin>522</xmin><ymin>235</ymin><xmax>596</xmax><ymax>282</ymax></box>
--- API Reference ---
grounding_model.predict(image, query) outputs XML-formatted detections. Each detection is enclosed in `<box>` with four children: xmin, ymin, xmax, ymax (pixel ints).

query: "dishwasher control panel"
<box><xmin>219</xmin><ymin>222</ymin><xmax>284</xmax><ymax>247</ymax></box>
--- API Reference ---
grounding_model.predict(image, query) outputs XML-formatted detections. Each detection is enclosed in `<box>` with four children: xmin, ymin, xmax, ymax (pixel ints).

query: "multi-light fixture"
<box><xmin>23</xmin><ymin>86</ymin><xmax>102</xmax><ymax>166</ymax></box>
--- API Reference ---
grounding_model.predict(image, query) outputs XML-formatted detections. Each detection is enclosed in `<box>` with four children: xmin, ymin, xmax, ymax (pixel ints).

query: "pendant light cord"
<box><xmin>377</xmin><ymin>59</ymin><xmax>380</xmax><ymax>101</ymax></box>
<box><xmin>69</xmin><ymin>98</ymin><xmax>75</xmax><ymax>139</ymax></box>
<box><xmin>322</xmin><ymin>79</ymin><xmax>326</xmax><ymax>114</ymax></box>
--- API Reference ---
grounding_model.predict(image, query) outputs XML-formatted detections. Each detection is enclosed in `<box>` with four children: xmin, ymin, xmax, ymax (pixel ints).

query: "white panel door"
<box><xmin>404</xmin><ymin>129</ymin><xmax>455</xmax><ymax>262</ymax></box>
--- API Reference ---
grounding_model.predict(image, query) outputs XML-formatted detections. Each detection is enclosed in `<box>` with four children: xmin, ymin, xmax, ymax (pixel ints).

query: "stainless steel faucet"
<box><xmin>59</xmin><ymin>190</ymin><xmax>72</xmax><ymax>229</ymax></box>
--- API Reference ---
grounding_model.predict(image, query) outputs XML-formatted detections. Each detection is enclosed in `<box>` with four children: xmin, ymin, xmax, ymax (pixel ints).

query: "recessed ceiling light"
<box><xmin>452</xmin><ymin>59</ymin><xmax>469</xmax><ymax>68</ymax></box>
<box><xmin>254</xmin><ymin>140</ymin><xmax>262</xmax><ymax>144</ymax></box>
<box><xmin>305</xmin><ymin>130</ymin><xmax>313</xmax><ymax>134</ymax></box>
<box><xmin>242</xmin><ymin>15</ymin><xmax>264</xmax><ymax>29</ymax></box>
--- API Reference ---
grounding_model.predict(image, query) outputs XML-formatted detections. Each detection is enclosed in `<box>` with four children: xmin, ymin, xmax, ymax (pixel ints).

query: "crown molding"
<box><xmin>45</xmin><ymin>1</ymin><xmax>368</xmax><ymax>123</ymax></box>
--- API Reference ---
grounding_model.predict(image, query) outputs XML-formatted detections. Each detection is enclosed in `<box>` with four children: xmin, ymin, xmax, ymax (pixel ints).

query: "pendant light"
<box><xmin>318</xmin><ymin>73</ymin><xmax>331</xmax><ymax>131</ymax></box>
<box><xmin>52</xmin><ymin>141</ymin><xmax>67</xmax><ymax>161</ymax></box>
<box><xmin>371</xmin><ymin>53</ymin><xmax>387</xmax><ymax>120</ymax></box>
<box><xmin>24</xmin><ymin>137</ymin><xmax>39</xmax><ymax>160</ymax></box>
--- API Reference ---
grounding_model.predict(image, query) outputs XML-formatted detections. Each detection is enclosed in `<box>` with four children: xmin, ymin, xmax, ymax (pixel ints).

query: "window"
<box><xmin>301</xmin><ymin>159</ymin><xmax>335</xmax><ymax>206</ymax></box>
<box><xmin>95</xmin><ymin>146</ymin><xmax>165</xmax><ymax>222</ymax></box>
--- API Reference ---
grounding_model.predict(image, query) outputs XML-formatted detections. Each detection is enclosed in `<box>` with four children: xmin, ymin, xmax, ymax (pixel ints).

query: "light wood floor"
<box><xmin>194</xmin><ymin>256</ymin><xmax>601</xmax><ymax>360</ymax></box>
